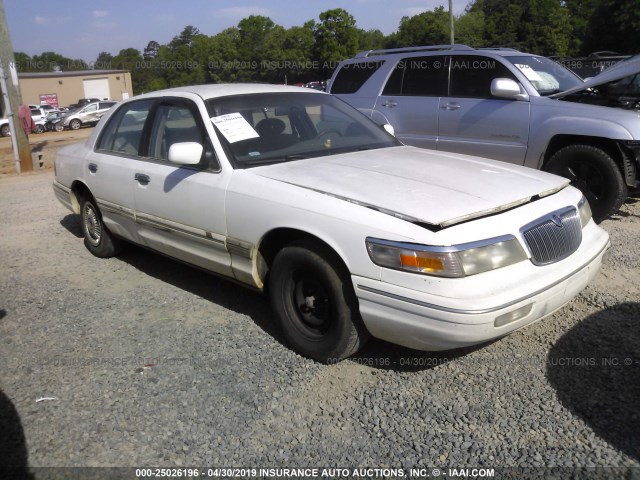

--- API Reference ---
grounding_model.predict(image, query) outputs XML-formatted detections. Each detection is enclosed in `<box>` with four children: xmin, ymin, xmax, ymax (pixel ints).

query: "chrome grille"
<box><xmin>521</xmin><ymin>207</ymin><xmax>582</xmax><ymax>266</ymax></box>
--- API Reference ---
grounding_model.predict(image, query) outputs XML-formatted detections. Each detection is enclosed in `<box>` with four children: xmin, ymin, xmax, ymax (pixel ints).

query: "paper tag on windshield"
<box><xmin>514</xmin><ymin>63</ymin><xmax>543</xmax><ymax>82</ymax></box>
<box><xmin>211</xmin><ymin>113</ymin><xmax>259</xmax><ymax>143</ymax></box>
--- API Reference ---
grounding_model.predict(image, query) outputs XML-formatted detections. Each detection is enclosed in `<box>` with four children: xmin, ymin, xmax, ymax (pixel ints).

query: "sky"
<box><xmin>4</xmin><ymin>0</ymin><xmax>468</xmax><ymax>64</ymax></box>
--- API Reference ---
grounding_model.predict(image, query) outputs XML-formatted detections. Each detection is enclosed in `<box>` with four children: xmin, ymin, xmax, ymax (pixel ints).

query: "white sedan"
<box><xmin>53</xmin><ymin>84</ymin><xmax>610</xmax><ymax>362</ymax></box>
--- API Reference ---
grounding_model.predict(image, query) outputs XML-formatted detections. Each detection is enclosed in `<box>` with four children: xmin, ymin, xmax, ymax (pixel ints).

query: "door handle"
<box><xmin>134</xmin><ymin>173</ymin><xmax>150</xmax><ymax>185</ymax></box>
<box><xmin>381</xmin><ymin>100</ymin><xmax>397</xmax><ymax>108</ymax></box>
<box><xmin>442</xmin><ymin>103</ymin><xmax>461</xmax><ymax>110</ymax></box>
<box><xmin>88</xmin><ymin>163</ymin><xmax>98</xmax><ymax>173</ymax></box>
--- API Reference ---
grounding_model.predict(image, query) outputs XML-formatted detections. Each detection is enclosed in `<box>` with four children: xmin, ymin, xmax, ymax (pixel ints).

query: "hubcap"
<box><xmin>565</xmin><ymin>162</ymin><xmax>603</xmax><ymax>204</ymax></box>
<box><xmin>83</xmin><ymin>204</ymin><xmax>101</xmax><ymax>246</ymax></box>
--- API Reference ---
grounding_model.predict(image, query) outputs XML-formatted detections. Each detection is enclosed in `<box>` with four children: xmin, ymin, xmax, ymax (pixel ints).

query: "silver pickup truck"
<box><xmin>329</xmin><ymin>45</ymin><xmax>640</xmax><ymax>222</ymax></box>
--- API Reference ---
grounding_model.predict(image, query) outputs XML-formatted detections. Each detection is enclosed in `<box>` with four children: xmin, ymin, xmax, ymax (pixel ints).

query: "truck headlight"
<box><xmin>577</xmin><ymin>196</ymin><xmax>592</xmax><ymax>227</ymax></box>
<box><xmin>366</xmin><ymin>236</ymin><xmax>528</xmax><ymax>278</ymax></box>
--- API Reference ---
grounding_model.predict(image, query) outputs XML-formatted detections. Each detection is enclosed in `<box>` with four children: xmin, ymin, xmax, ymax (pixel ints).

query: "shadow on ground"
<box><xmin>0</xmin><ymin>389</ymin><xmax>34</xmax><ymax>479</ymax></box>
<box><xmin>547</xmin><ymin>302</ymin><xmax>640</xmax><ymax>462</ymax></box>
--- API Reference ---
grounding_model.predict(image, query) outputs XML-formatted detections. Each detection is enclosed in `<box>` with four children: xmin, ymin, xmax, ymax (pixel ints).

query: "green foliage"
<box><xmin>20</xmin><ymin>2</ymin><xmax>634</xmax><ymax>92</ymax></box>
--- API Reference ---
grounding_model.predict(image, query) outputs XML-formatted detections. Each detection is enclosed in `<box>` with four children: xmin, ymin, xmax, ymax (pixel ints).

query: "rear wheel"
<box><xmin>545</xmin><ymin>145</ymin><xmax>626</xmax><ymax>222</ymax></box>
<box><xmin>80</xmin><ymin>195</ymin><xmax>122</xmax><ymax>258</ymax></box>
<box><xmin>69</xmin><ymin>119</ymin><xmax>82</xmax><ymax>130</ymax></box>
<box><xmin>269</xmin><ymin>240</ymin><xmax>369</xmax><ymax>362</ymax></box>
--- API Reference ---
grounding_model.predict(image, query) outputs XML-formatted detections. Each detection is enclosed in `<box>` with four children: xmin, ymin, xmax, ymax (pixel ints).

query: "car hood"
<box><xmin>250</xmin><ymin>146</ymin><xmax>568</xmax><ymax>228</ymax></box>
<box><xmin>552</xmin><ymin>54</ymin><xmax>640</xmax><ymax>99</ymax></box>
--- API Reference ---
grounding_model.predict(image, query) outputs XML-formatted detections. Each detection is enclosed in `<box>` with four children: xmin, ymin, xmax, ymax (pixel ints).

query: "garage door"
<box><xmin>83</xmin><ymin>78</ymin><xmax>110</xmax><ymax>100</ymax></box>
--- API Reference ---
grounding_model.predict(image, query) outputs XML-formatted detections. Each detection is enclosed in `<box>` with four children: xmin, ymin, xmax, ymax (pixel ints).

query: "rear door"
<box><xmin>437</xmin><ymin>55</ymin><xmax>530</xmax><ymax>164</ymax></box>
<box><xmin>132</xmin><ymin>97</ymin><xmax>232</xmax><ymax>276</ymax></box>
<box><xmin>85</xmin><ymin>99</ymin><xmax>155</xmax><ymax>242</ymax></box>
<box><xmin>372</xmin><ymin>55</ymin><xmax>447</xmax><ymax>150</ymax></box>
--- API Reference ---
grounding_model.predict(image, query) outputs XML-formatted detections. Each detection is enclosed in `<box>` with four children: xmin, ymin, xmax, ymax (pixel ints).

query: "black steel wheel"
<box><xmin>546</xmin><ymin>145</ymin><xmax>627</xmax><ymax>222</ymax></box>
<box><xmin>269</xmin><ymin>240</ymin><xmax>369</xmax><ymax>362</ymax></box>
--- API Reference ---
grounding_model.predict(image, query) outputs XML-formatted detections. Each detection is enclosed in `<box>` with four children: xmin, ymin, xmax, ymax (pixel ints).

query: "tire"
<box><xmin>69</xmin><ymin>119</ymin><xmax>82</xmax><ymax>130</ymax></box>
<box><xmin>80</xmin><ymin>195</ymin><xmax>122</xmax><ymax>258</ymax></box>
<box><xmin>33</xmin><ymin>124</ymin><xmax>44</xmax><ymax>134</ymax></box>
<box><xmin>54</xmin><ymin>123</ymin><xmax>64</xmax><ymax>132</ymax></box>
<box><xmin>0</xmin><ymin>124</ymin><xmax>9</xmax><ymax>137</ymax></box>
<box><xmin>269</xmin><ymin>240</ymin><xmax>369</xmax><ymax>362</ymax></box>
<box><xmin>545</xmin><ymin>145</ymin><xmax>627</xmax><ymax>223</ymax></box>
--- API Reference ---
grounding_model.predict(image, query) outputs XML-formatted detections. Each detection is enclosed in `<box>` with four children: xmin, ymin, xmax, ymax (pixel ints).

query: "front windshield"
<box><xmin>505</xmin><ymin>55</ymin><xmax>584</xmax><ymax>95</ymax></box>
<box><xmin>206</xmin><ymin>92</ymin><xmax>399</xmax><ymax>168</ymax></box>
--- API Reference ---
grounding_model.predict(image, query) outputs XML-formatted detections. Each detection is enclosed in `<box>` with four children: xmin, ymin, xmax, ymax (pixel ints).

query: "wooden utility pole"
<box><xmin>0</xmin><ymin>0</ymin><xmax>32</xmax><ymax>173</ymax></box>
<box><xmin>449</xmin><ymin>0</ymin><xmax>455</xmax><ymax>44</ymax></box>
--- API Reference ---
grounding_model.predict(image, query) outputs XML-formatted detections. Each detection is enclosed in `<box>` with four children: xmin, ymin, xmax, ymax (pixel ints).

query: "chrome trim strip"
<box><xmin>226</xmin><ymin>238</ymin><xmax>253</xmax><ymax>258</ymax></box>
<box><xmin>357</xmin><ymin>240</ymin><xmax>609</xmax><ymax>315</ymax></box>
<box><xmin>135</xmin><ymin>212</ymin><xmax>226</xmax><ymax>246</ymax></box>
<box><xmin>97</xmin><ymin>199</ymin><xmax>135</xmax><ymax>221</ymax></box>
<box><xmin>365</xmin><ymin>234</ymin><xmax>517</xmax><ymax>253</ymax></box>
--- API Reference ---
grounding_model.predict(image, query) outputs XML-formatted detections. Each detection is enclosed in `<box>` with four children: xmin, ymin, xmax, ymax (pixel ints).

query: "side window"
<box><xmin>383</xmin><ymin>56</ymin><xmax>448</xmax><ymax>96</ymax></box>
<box><xmin>450</xmin><ymin>55</ymin><xmax>517</xmax><ymax>98</ymax></box>
<box><xmin>84</xmin><ymin>104</ymin><xmax>98</xmax><ymax>113</ymax></box>
<box><xmin>96</xmin><ymin>99</ymin><xmax>154</xmax><ymax>156</ymax></box>
<box><xmin>330</xmin><ymin>61</ymin><xmax>385</xmax><ymax>94</ymax></box>
<box><xmin>148</xmin><ymin>103</ymin><xmax>205</xmax><ymax>162</ymax></box>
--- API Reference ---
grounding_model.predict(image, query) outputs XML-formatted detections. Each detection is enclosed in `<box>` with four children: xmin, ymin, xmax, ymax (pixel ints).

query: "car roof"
<box><xmin>135</xmin><ymin>83</ymin><xmax>320</xmax><ymax>101</ymax></box>
<box><xmin>349</xmin><ymin>44</ymin><xmax>539</xmax><ymax>61</ymax></box>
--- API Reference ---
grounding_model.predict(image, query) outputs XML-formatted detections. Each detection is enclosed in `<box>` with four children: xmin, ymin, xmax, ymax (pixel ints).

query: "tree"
<box><xmin>94</xmin><ymin>51</ymin><xmax>113</xmax><ymax>69</ymax></box>
<box><xmin>388</xmin><ymin>7</ymin><xmax>450</xmax><ymax>48</ymax></box>
<box><xmin>314</xmin><ymin>9</ymin><xmax>359</xmax><ymax>74</ymax></box>
<box><xmin>169</xmin><ymin>25</ymin><xmax>200</xmax><ymax>50</ymax></box>
<box><xmin>143</xmin><ymin>41</ymin><xmax>160</xmax><ymax>60</ymax></box>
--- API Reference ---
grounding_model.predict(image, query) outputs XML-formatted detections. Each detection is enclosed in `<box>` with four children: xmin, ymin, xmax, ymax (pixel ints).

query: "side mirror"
<box><xmin>491</xmin><ymin>78</ymin><xmax>529</xmax><ymax>101</ymax></box>
<box><xmin>168</xmin><ymin>142</ymin><xmax>203</xmax><ymax>165</ymax></box>
<box><xmin>383</xmin><ymin>124</ymin><xmax>395</xmax><ymax>137</ymax></box>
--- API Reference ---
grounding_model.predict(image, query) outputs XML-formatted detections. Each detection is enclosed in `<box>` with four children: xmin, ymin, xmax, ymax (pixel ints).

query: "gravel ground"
<box><xmin>0</xmin><ymin>170</ymin><xmax>639</xmax><ymax>479</ymax></box>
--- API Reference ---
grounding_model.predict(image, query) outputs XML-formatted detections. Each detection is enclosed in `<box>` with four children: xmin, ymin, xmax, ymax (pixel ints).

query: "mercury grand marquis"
<box><xmin>53</xmin><ymin>84</ymin><xmax>610</xmax><ymax>362</ymax></box>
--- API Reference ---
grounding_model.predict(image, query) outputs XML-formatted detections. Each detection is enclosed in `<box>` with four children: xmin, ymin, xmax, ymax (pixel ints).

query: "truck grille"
<box><xmin>521</xmin><ymin>207</ymin><xmax>582</xmax><ymax>266</ymax></box>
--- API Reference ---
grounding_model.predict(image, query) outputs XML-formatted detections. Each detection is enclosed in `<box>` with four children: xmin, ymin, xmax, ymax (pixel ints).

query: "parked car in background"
<box><xmin>60</xmin><ymin>101</ymin><xmax>117</xmax><ymax>130</ymax></box>
<box><xmin>68</xmin><ymin>98</ymin><xmax>102</xmax><ymax>109</ymax></box>
<box><xmin>0</xmin><ymin>118</ymin><xmax>10</xmax><ymax>137</ymax></box>
<box><xmin>53</xmin><ymin>84</ymin><xmax>609</xmax><ymax>362</ymax></box>
<box><xmin>0</xmin><ymin>106</ymin><xmax>56</xmax><ymax>136</ymax></box>
<box><xmin>329</xmin><ymin>45</ymin><xmax>640</xmax><ymax>222</ymax></box>
<box><xmin>34</xmin><ymin>111</ymin><xmax>66</xmax><ymax>134</ymax></box>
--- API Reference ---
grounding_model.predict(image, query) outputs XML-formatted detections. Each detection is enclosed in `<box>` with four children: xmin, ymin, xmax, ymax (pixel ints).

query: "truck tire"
<box><xmin>545</xmin><ymin>145</ymin><xmax>626</xmax><ymax>223</ymax></box>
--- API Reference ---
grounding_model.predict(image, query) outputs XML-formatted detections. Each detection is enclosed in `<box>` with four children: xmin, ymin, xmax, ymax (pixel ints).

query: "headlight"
<box><xmin>366</xmin><ymin>236</ymin><xmax>528</xmax><ymax>278</ymax></box>
<box><xmin>577</xmin><ymin>196</ymin><xmax>592</xmax><ymax>227</ymax></box>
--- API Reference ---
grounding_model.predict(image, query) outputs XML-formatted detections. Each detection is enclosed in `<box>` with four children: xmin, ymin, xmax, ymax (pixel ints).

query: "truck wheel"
<box><xmin>70</xmin><ymin>119</ymin><xmax>82</xmax><ymax>130</ymax></box>
<box><xmin>0</xmin><ymin>124</ymin><xmax>9</xmax><ymax>137</ymax></box>
<box><xmin>269</xmin><ymin>240</ymin><xmax>369</xmax><ymax>363</ymax></box>
<box><xmin>545</xmin><ymin>145</ymin><xmax>627</xmax><ymax>223</ymax></box>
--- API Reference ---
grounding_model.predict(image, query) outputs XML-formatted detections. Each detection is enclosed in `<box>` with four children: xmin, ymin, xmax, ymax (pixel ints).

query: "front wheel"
<box><xmin>69</xmin><ymin>119</ymin><xmax>82</xmax><ymax>130</ymax></box>
<box><xmin>33</xmin><ymin>124</ymin><xmax>44</xmax><ymax>134</ymax></box>
<box><xmin>0</xmin><ymin>124</ymin><xmax>9</xmax><ymax>137</ymax></box>
<box><xmin>54</xmin><ymin>123</ymin><xmax>64</xmax><ymax>132</ymax></box>
<box><xmin>80</xmin><ymin>196</ymin><xmax>122</xmax><ymax>258</ymax></box>
<box><xmin>269</xmin><ymin>240</ymin><xmax>369</xmax><ymax>362</ymax></box>
<box><xmin>545</xmin><ymin>145</ymin><xmax>627</xmax><ymax>222</ymax></box>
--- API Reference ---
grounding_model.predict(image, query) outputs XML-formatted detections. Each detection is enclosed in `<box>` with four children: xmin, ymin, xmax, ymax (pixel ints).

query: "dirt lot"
<box><xmin>0</xmin><ymin>128</ymin><xmax>93</xmax><ymax>175</ymax></box>
<box><xmin>0</xmin><ymin>145</ymin><xmax>638</xmax><ymax>477</ymax></box>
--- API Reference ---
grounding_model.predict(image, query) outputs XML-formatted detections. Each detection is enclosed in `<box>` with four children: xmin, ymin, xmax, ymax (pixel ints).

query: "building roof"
<box><xmin>18</xmin><ymin>70</ymin><xmax>129</xmax><ymax>79</ymax></box>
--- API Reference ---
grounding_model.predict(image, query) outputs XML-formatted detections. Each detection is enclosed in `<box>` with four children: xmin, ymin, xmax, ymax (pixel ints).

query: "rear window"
<box><xmin>383</xmin><ymin>56</ymin><xmax>448</xmax><ymax>96</ymax></box>
<box><xmin>330</xmin><ymin>61</ymin><xmax>385</xmax><ymax>94</ymax></box>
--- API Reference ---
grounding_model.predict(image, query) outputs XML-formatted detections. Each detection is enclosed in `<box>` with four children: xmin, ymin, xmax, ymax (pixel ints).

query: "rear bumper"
<box><xmin>353</xmin><ymin>238</ymin><xmax>609</xmax><ymax>351</ymax></box>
